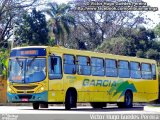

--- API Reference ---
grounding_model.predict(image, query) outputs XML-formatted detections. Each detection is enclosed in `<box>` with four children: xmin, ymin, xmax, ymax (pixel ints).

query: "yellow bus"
<box><xmin>7</xmin><ymin>46</ymin><xmax>159</xmax><ymax>109</ymax></box>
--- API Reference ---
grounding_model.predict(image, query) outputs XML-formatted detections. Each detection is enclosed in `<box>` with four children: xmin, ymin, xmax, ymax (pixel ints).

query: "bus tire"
<box><xmin>33</xmin><ymin>103</ymin><xmax>39</xmax><ymax>109</ymax></box>
<box><xmin>124</xmin><ymin>90</ymin><xmax>133</xmax><ymax>108</ymax></box>
<box><xmin>118</xmin><ymin>90</ymin><xmax>133</xmax><ymax>108</ymax></box>
<box><xmin>90</xmin><ymin>102</ymin><xmax>106</xmax><ymax>109</ymax></box>
<box><xmin>65</xmin><ymin>90</ymin><xmax>77</xmax><ymax>110</ymax></box>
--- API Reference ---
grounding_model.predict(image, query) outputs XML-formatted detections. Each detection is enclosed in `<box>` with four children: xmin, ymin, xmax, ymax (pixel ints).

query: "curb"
<box><xmin>144</xmin><ymin>106</ymin><xmax>160</xmax><ymax>113</ymax></box>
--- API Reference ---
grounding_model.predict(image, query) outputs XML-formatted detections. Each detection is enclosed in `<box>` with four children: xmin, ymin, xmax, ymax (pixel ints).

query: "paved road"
<box><xmin>0</xmin><ymin>105</ymin><xmax>160</xmax><ymax>120</ymax></box>
<box><xmin>0</xmin><ymin>105</ymin><xmax>158</xmax><ymax>114</ymax></box>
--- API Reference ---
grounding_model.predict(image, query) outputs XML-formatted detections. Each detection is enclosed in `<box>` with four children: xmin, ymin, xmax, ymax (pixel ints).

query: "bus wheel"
<box><xmin>33</xmin><ymin>103</ymin><xmax>39</xmax><ymax>109</ymax></box>
<box><xmin>90</xmin><ymin>102</ymin><xmax>106</xmax><ymax>109</ymax></box>
<box><xmin>65</xmin><ymin>90</ymin><xmax>77</xmax><ymax>110</ymax></box>
<box><xmin>124</xmin><ymin>90</ymin><xmax>133</xmax><ymax>108</ymax></box>
<box><xmin>118</xmin><ymin>91</ymin><xmax>133</xmax><ymax>108</ymax></box>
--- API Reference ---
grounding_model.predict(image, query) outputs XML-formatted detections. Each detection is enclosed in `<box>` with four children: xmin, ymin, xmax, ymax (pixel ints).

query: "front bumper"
<box><xmin>7</xmin><ymin>91</ymin><xmax>48</xmax><ymax>103</ymax></box>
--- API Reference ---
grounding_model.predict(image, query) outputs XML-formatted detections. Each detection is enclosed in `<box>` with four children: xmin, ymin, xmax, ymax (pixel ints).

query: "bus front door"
<box><xmin>48</xmin><ymin>56</ymin><xmax>64</xmax><ymax>102</ymax></box>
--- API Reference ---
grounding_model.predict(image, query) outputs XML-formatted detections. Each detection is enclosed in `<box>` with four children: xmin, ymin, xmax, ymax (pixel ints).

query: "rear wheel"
<box><xmin>124</xmin><ymin>91</ymin><xmax>133</xmax><ymax>108</ymax></box>
<box><xmin>65</xmin><ymin>90</ymin><xmax>77</xmax><ymax>110</ymax></box>
<box><xmin>90</xmin><ymin>102</ymin><xmax>106</xmax><ymax>109</ymax></box>
<box><xmin>117</xmin><ymin>91</ymin><xmax>133</xmax><ymax>108</ymax></box>
<box><xmin>33</xmin><ymin>103</ymin><xmax>39</xmax><ymax>109</ymax></box>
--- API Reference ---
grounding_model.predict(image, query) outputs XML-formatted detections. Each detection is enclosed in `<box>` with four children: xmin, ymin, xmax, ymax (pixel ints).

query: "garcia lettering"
<box><xmin>83</xmin><ymin>79</ymin><xmax>116</xmax><ymax>87</ymax></box>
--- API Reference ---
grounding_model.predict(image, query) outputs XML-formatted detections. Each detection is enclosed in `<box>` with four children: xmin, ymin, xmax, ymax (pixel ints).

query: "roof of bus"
<box><xmin>11</xmin><ymin>46</ymin><xmax>156</xmax><ymax>63</ymax></box>
<box><xmin>50</xmin><ymin>46</ymin><xmax>156</xmax><ymax>64</ymax></box>
<box><xmin>11</xmin><ymin>46</ymin><xmax>48</xmax><ymax>50</ymax></box>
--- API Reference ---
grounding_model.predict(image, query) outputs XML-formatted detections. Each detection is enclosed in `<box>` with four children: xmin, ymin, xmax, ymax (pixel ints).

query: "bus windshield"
<box><xmin>9</xmin><ymin>58</ymin><xmax>46</xmax><ymax>83</ymax></box>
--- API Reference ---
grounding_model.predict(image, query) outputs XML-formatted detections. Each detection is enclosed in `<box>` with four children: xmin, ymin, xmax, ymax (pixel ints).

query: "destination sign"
<box><xmin>10</xmin><ymin>48</ymin><xmax>46</xmax><ymax>57</ymax></box>
<box><xmin>20</xmin><ymin>50</ymin><xmax>38</xmax><ymax>55</ymax></box>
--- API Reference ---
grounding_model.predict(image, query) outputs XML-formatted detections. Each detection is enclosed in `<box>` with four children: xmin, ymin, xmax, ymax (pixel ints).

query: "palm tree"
<box><xmin>45</xmin><ymin>2</ymin><xmax>75</xmax><ymax>46</ymax></box>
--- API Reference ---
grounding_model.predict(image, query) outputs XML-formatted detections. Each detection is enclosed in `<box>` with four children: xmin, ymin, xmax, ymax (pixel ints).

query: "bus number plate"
<box><xmin>21</xmin><ymin>98</ymin><xmax>28</xmax><ymax>102</ymax></box>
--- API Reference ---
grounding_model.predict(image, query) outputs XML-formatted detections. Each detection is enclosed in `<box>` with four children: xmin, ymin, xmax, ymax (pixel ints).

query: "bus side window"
<box><xmin>152</xmin><ymin>64</ymin><xmax>156</xmax><ymax>80</ymax></box>
<box><xmin>141</xmin><ymin>63</ymin><xmax>152</xmax><ymax>79</ymax></box>
<box><xmin>49</xmin><ymin>56</ymin><xmax>62</xmax><ymax>79</ymax></box>
<box><xmin>118</xmin><ymin>60</ymin><xmax>130</xmax><ymax>78</ymax></box>
<box><xmin>64</xmin><ymin>54</ymin><xmax>76</xmax><ymax>74</ymax></box>
<box><xmin>130</xmin><ymin>62</ymin><xmax>141</xmax><ymax>79</ymax></box>
<box><xmin>105</xmin><ymin>59</ymin><xmax>118</xmax><ymax>77</ymax></box>
<box><xmin>77</xmin><ymin>56</ymin><xmax>91</xmax><ymax>75</ymax></box>
<box><xmin>91</xmin><ymin>57</ymin><xmax>104</xmax><ymax>76</ymax></box>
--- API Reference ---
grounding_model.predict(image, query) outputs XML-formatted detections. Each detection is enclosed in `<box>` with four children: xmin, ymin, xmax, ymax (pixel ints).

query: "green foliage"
<box><xmin>136</xmin><ymin>50</ymin><xmax>145</xmax><ymax>58</ymax></box>
<box><xmin>96</xmin><ymin>27</ymin><xmax>160</xmax><ymax>61</ymax></box>
<box><xmin>45</xmin><ymin>2</ymin><xmax>75</xmax><ymax>46</ymax></box>
<box><xmin>146</xmin><ymin>49</ymin><xmax>159</xmax><ymax>59</ymax></box>
<box><xmin>15</xmin><ymin>8</ymin><xmax>49</xmax><ymax>46</ymax></box>
<box><xmin>0</xmin><ymin>48</ymin><xmax>9</xmax><ymax>78</ymax></box>
<box><xmin>48</xmin><ymin>37</ymin><xmax>55</xmax><ymax>46</ymax></box>
<box><xmin>154</xmin><ymin>24</ymin><xmax>160</xmax><ymax>37</ymax></box>
<box><xmin>96</xmin><ymin>37</ymin><xmax>128</xmax><ymax>55</ymax></box>
<box><xmin>0</xmin><ymin>0</ymin><xmax>39</xmax><ymax>48</ymax></box>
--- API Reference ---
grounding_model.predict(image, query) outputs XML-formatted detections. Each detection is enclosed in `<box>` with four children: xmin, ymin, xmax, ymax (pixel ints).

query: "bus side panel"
<box><xmin>109</xmin><ymin>79</ymin><xmax>147</xmax><ymax>103</ymax></box>
<box><xmin>146</xmin><ymin>68</ymin><xmax>159</xmax><ymax>102</ymax></box>
<box><xmin>72</xmin><ymin>75</ymin><xmax>90</xmax><ymax>102</ymax></box>
<box><xmin>145</xmin><ymin>80</ymin><xmax>159</xmax><ymax>102</ymax></box>
<box><xmin>48</xmin><ymin>91</ymin><xmax>64</xmax><ymax>102</ymax></box>
<box><xmin>130</xmin><ymin>80</ymin><xmax>148</xmax><ymax>102</ymax></box>
<box><xmin>79</xmin><ymin>76</ymin><xmax>111</xmax><ymax>102</ymax></box>
<box><xmin>48</xmin><ymin>77</ymin><xmax>64</xmax><ymax>102</ymax></box>
<box><xmin>77</xmin><ymin>91</ymin><xmax>88</xmax><ymax>102</ymax></box>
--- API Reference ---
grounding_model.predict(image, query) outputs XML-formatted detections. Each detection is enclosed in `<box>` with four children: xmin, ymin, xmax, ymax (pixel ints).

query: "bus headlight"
<box><xmin>37</xmin><ymin>86</ymin><xmax>45</xmax><ymax>93</ymax></box>
<box><xmin>8</xmin><ymin>87</ymin><xmax>12</xmax><ymax>92</ymax></box>
<box><xmin>40</xmin><ymin>87</ymin><xmax>44</xmax><ymax>91</ymax></box>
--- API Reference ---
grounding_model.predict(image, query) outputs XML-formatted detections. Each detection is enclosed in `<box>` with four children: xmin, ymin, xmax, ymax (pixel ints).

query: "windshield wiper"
<box><xmin>27</xmin><ymin>57</ymin><xmax>37</xmax><ymax>68</ymax></box>
<box><xmin>16</xmin><ymin>58</ymin><xmax>23</xmax><ymax>69</ymax></box>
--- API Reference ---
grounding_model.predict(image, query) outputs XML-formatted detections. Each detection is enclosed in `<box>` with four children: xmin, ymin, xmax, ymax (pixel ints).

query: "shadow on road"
<box><xmin>20</xmin><ymin>106</ymin><xmax>144</xmax><ymax>112</ymax></box>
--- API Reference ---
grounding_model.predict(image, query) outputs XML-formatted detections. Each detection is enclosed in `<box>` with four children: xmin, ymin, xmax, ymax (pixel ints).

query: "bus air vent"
<box><xmin>13</xmin><ymin>85</ymin><xmax>38</xmax><ymax>90</ymax></box>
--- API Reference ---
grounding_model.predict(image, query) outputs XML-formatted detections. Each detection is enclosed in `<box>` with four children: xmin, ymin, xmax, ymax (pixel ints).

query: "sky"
<box><xmin>143</xmin><ymin>0</ymin><xmax>160</xmax><ymax>28</ymax></box>
<box><xmin>51</xmin><ymin>0</ymin><xmax>70</xmax><ymax>4</ymax></box>
<box><xmin>51</xmin><ymin>0</ymin><xmax>160</xmax><ymax>28</ymax></box>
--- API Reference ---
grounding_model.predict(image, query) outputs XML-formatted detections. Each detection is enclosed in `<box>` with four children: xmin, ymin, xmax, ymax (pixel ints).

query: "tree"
<box><xmin>69</xmin><ymin>0</ymin><xmax>147</xmax><ymax>50</ymax></box>
<box><xmin>0</xmin><ymin>0</ymin><xmax>39</xmax><ymax>48</ymax></box>
<box><xmin>95</xmin><ymin>26</ymin><xmax>160</xmax><ymax>61</ymax></box>
<box><xmin>154</xmin><ymin>23</ymin><xmax>160</xmax><ymax>38</ymax></box>
<box><xmin>146</xmin><ymin>49</ymin><xmax>159</xmax><ymax>60</ymax></box>
<box><xmin>15</xmin><ymin>8</ymin><xmax>49</xmax><ymax>46</ymax></box>
<box><xmin>136</xmin><ymin>50</ymin><xmax>145</xmax><ymax>58</ymax></box>
<box><xmin>44</xmin><ymin>2</ymin><xmax>75</xmax><ymax>46</ymax></box>
<box><xmin>95</xmin><ymin>36</ymin><xmax>129</xmax><ymax>55</ymax></box>
<box><xmin>0</xmin><ymin>48</ymin><xmax>9</xmax><ymax>78</ymax></box>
